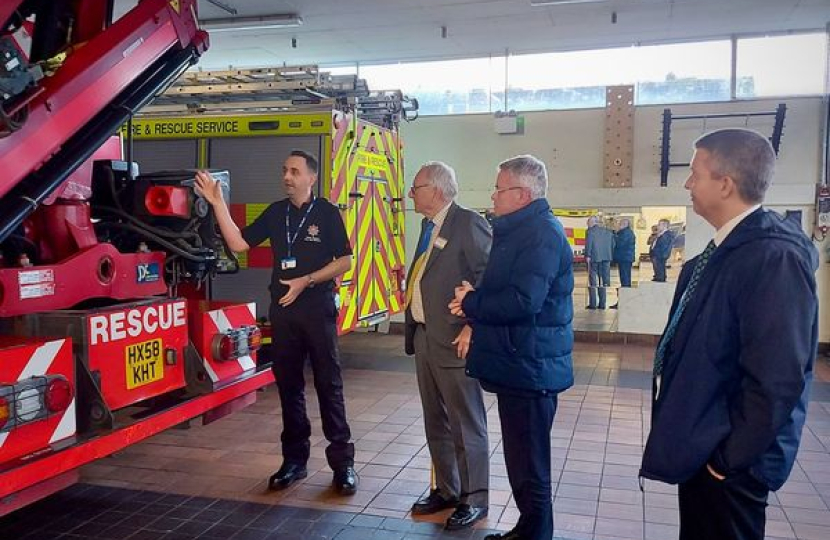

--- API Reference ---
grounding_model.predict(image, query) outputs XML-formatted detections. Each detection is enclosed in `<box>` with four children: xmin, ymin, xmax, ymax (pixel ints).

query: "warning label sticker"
<box><xmin>20</xmin><ymin>283</ymin><xmax>56</xmax><ymax>299</ymax></box>
<box><xmin>18</xmin><ymin>269</ymin><xmax>54</xmax><ymax>285</ymax></box>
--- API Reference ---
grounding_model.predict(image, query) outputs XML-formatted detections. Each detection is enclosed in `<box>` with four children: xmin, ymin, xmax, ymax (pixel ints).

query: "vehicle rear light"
<box><xmin>212</xmin><ymin>326</ymin><xmax>261</xmax><ymax>362</ymax></box>
<box><xmin>45</xmin><ymin>377</ymin><xmax>73</xmax><ymax>413</ymax></box>
<box><xmin>248</xmin><ymin>327</ymin><xmax>262</xmax><ymax>351</ymax></box>
<box><xmin>217</xmin><ymin>333</ymin><xmax>235</xmax><ymax>362</ymax></box>
<box><xmin>0</xmin><ymin>395</ymin><xmax>9</xmax><ymax>431</ymax></box>
<box><xmin>15</xmin><ymin>387</ymin><xmax>41</xmax><ymax>422</ymax></box>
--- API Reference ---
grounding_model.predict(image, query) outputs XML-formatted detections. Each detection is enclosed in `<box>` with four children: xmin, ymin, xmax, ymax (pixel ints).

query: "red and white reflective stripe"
<box><xmin>19</xmin><ymin>341</ymin><xmax>64</xmax><ymax>379</ymax></box>
<box><xmin>207</xmin><ymin>305</ymin><xmax>256</xmax><ymax>372</ymax></box>
<box><xmin>201</xmin><ymin>352</ymin><xmax>220</xmax><ymax>383</ymax></box>
<box><xmin>49</xmin><ymin>399</ymin><xmax>76</xmax><ymax>443</ymax></box>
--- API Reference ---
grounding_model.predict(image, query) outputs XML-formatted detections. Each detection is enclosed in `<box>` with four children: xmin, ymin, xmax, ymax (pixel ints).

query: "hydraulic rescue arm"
<box><xmin>0</xmin><ymin>0</ymin><xmax>208</xmax><ymax>243</ymax></box>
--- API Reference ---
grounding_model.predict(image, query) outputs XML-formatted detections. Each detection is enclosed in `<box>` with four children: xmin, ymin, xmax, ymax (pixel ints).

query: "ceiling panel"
<box><xmin>112</xmin><ymin>0</ymin><xmax>828</xmax><ymax>69</ymax></box>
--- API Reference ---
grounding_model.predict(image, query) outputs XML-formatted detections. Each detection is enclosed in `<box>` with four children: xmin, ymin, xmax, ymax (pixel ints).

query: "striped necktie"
<box><xmin>405</xmin><ymin>220</ymin><xmax>435</xmax><ymax>307</ymax></box>
<box><xmin>653</xmin><ymin>240</ymin><xmax>717</xmax><ymax>377</ymax></box>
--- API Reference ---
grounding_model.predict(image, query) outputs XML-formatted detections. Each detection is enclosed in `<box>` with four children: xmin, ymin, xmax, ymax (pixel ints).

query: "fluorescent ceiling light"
<box><xmin>530</xmin><ymin>0</ymin><xmax>607</xmax><ymax>6</ymax></box>
<box><xmin>201</xmin><ymin>14</ymin><xmax>303</xmax><ymax>32</ymax></box>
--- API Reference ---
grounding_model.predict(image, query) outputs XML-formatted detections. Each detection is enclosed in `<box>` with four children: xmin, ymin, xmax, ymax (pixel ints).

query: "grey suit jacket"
<box><xmin>404</xmin><ymin>203</ymin><xmax>492</xmax><ymax>366</ymax></box>
<box><xmin>585</xmin><ymin>225</ymin><xmax>615</xmax><ymax>262</ymax></box>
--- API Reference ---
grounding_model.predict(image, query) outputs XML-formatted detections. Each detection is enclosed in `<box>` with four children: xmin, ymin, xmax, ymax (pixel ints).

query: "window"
<box><xmin>328</xmin><ymin>34</ymin><xmax>826</xmax><ymax>116</ymax></box>
<box><xmin>736</xmin><ymin>33</ymin><xmax>827</xmax><ymax>98</ymax></box>
<box><xmin>358</xmin><ymin>57</ymin><xmax>507</xmax><ymax>116</ymax></box>
<box><xmin>507</xmin><ymin>48</ymin><xmax>634</xmax><ymax>111</ymax></box>
<box><xmin>323</xmin><ymin>64</ymin><xmax>359</xmax><ymax>77</ymax></box>
<box><xmin>635</xmin><ymin>41</ymin><xmax>732</xmax><ymax>104</ymax></box>
<box><xmin>507</xmin><ymin>41</ymin><xmax>732</xmax><ymax>110</ymax></box>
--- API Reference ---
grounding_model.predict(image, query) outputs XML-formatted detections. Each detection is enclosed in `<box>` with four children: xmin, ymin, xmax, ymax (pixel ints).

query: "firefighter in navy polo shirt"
<box><xmin>195</xmin><ymin>150</ymin><xmax>357</xmax><ymax>495</ymax></box>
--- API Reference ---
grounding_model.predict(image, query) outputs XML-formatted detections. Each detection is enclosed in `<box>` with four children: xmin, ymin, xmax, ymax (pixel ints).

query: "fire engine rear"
<box><xmin>0</xmin><ymin>0</ymin><xmax>273</xmax><ymax>516</ymax></box>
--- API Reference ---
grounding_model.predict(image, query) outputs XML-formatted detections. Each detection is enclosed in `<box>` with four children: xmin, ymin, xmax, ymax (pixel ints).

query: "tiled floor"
<box><xmin>4</xmin><ymin>332</ymin><xmax>830</xmax><ymax>540</ymax></box>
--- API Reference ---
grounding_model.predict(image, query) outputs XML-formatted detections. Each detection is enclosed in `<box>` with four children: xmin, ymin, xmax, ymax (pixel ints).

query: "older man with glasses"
<box><xmin>451</xmin><ymin>155</ymin><xmax>574</xmax><ymax>540</ymax></box>
<box><xmin>405</xmin><ymin>162</ymin><xmax>492</xmax><ymax>530</ymax></box>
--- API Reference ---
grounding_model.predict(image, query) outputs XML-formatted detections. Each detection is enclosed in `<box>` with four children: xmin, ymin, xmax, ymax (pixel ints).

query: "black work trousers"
<box><xmin>678</xmin><ymin>465</ymin><xmax>769</xmax><ymax>540</ymax></box>
<box><xmin>498</xmin><ymin>391</ymin><xmax>557</xmax><ymax>540</ymax></box>
<box><xmin>269</xmin><ymin>298</ymin><xmax>354</xmax><ymax>470</ymax></box>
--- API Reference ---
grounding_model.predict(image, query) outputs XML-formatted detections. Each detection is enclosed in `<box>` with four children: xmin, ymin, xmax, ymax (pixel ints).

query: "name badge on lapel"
<box><xmin>434</xmin><ymin>237</ymin><xmax>447</xmax><ymax>250</ymax></box>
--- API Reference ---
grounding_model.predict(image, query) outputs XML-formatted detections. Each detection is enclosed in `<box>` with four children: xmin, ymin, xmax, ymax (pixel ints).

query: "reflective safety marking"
<box><xmin>208</xmin><ymin>310</ymin><xmax>231</xmax><ymax>333</ymax></box>
<box><xmin>202</xmin><ymin>356</ymin><xmax>220</xmax><ymax>383</ymax></box>
<box><xmin>19</xmin><ymin>340</ymin><xmax>63</xmax><ymax>379</ymax></box>
<box><xmin>237</xmin><ymin>355</ymin><xmax>256</xmax><ymax>371</ymax></box>
<box><xmin>49</xmin><ymin>399</ymin><xmax>76</xmax><ymax>443</ymax></box>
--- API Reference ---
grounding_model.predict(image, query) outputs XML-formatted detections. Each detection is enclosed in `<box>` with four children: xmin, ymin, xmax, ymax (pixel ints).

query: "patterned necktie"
<box><xmin>405</xmin><ymin>220</ymin><xmax>435</xmax><ymax>307</ymax></box>
<box><xmin>653</xmin><ymin>240</ymin><xmax>717</xmax><ymax>376</ymax></box>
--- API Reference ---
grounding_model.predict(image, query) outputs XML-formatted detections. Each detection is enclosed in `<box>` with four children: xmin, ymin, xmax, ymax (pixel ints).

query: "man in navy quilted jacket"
<box><xmin>451</xmin><ymin>155</ymin><xmax>574</xmax><ymax>540</ymax></box>
<box><xmin>640</xmin><ymin>129</ymin><xmax>818</xmax><ymax>540</ymax></box>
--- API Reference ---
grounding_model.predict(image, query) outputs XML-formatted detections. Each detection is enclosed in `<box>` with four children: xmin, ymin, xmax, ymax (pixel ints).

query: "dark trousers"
<box><xmin>498</xmin><ymin>392</ymin><xmax>557</xmax><ymax>540</ymax></box>
<box><xmin>270</xmin><ymin>300</ymin><xmax>354</xmax><ymax>470</ymax></box>
<box><xmin>678</xmin><ymin>466</ymin><xmax>769</xmax><ymax>540</ymax></box>
<box><xmin>652</xmin><ymin>256</ymin><xmax>667</xmax><ymax>282</ymax></box>
<box><xmin>618</xmin><ymin>261</ymin><xmax>632</xmax><ymax>287</ymax></box>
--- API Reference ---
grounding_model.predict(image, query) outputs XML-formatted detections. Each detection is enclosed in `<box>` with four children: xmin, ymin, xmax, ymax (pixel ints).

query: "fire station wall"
<box><xmin>208</xmin><ymin>135</ymin><xmax>323</xmax><ymax>318</ymax></box>
<box><xmin>399</xmin><ymin>96</ymin><xmax>830</xmax><ymax>340</ymax></box>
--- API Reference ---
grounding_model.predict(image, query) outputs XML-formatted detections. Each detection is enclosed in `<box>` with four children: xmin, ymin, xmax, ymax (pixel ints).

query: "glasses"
<box><xmin>409</xmin><ymin>183</ymin><xmax>433</xmax><ymax>194</ymax></box>
<box><xmin>493</xmin><ymin>186</ymin><xmax>525</xmax><ymax>195</ymax></box>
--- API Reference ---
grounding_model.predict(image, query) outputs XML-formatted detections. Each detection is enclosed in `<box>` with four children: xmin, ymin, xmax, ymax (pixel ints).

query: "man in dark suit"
<box><xmin>405</xmin><ymin>162</ymin><xmax>492</xmax><ymax>530</ymax></box>
<box><xmin>640</xmin><ymin>129</ymin><xmax>818</xmax><ymax>540</ymax></box>
<box><xmin>649</xmin><ymin>219</ymin><xmax>674</xmax><ymax>282</ymax></box>
<box><xmin>611</xmin><ymin>218</ymin><xmax>636</xmax><ymax>308</ymax></box>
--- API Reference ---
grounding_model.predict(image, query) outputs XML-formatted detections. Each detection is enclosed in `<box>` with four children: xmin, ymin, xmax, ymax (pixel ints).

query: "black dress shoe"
<box><xmin>585</xmin><ymin>305</ymin><xmax>597</xmax><ymax>310</ymax></box>
<box><xmin>411</xmin><ymin>489</ymin><xmax>458</xmax><ymax>515</ymax></box>
<box><xmin>484</xmin><ymin>528</ymin><xmax>523</xmax><ymax>540</ymax></box>
<box><xmin>445</xmin><ymin>503</ymin><xmax>488</xmax><ymax>530</ymax></box>
<box><xmin>268</xmin><ymin>463</ymin><xmax>307</xmax><ymax>491</ymax></box>
<box><xmin>332</xmin><ymin>466</ymin><xmax>358</xmax><ymax>495</ymax></box>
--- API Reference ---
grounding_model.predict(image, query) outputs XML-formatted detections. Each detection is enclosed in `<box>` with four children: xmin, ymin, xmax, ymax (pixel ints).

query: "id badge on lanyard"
<box><xmin>283</xmin><ymin>198</ymin><xmax>316</xmax><ymax>270</ymax></box>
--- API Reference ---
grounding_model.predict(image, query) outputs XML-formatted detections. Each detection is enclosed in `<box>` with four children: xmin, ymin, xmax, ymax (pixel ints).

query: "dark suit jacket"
<box><xmin>650</xmin><ymin>230</ymin><xmax>674</xmax><ymax>260</ymax></box>
<box><xmin>404</xmin><ymin>203</ymin><xmax>492</xmax><ymax>366</ymax></box>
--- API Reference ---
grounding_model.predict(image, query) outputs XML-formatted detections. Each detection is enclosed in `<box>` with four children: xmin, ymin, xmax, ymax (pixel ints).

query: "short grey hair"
<box><xmin>498</xmin><ymin>155</ymin><xmax>548</xmax><ymax>199</ymax></box>
<box><xmin>619</xmin><ymin>218</ymin><xmax>630</xmax><ymax>228</ymax></box>
<box><xmin>417</xmin><ymin>161</ymin><xmax>458</xmax><ymax>201</ymax></box>
<box><xmin>694</xmin><ymin>128</ymin><xmax>775</xmax><ymax>204</ymax></box>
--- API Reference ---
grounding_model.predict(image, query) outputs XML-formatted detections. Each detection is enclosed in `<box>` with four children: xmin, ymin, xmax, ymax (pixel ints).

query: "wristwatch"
<box><xmin>307</xmin><ymin>275</ymin><xmax>316</xmax><ymax>288</ymax></box>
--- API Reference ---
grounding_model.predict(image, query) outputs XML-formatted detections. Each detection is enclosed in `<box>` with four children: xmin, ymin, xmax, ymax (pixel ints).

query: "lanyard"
<box><xmin>285</xmin><ymin>197</ymin><xmax>316</xmax><ymax>257</ymax></box>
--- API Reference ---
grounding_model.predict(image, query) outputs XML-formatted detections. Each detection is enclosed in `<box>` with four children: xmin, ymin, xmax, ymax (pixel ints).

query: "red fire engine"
<box><xmin>0</xmin><ymin>0</ymin><xmax>273</xmax><ymax>516</ymax></box>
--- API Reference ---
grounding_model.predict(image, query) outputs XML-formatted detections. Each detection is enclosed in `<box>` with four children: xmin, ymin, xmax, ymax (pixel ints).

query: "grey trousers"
<box><xmin>414</xmin><ymin>325</ymin><xmax>489</xmax><ymax>506</ymax></box>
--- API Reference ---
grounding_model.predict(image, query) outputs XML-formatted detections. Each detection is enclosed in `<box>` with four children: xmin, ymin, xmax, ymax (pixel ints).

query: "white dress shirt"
<box><xmin>714</xmin><ymin>205</ymin><xmax>761</xmax><ymax>247</ymax></box>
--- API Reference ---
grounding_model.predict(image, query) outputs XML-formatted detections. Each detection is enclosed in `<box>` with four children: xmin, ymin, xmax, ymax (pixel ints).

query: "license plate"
<box><xmin>125</xmin><ymin>339</ymin><xmax>163</xmax><ymax>389</ymax></box>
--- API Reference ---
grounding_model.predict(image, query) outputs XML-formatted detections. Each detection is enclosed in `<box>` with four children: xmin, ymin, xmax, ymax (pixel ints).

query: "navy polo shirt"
<box><xmin>242</xmin><ymin>197</ymin><xmax>352</xmax><ymax>302</ymax></box>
